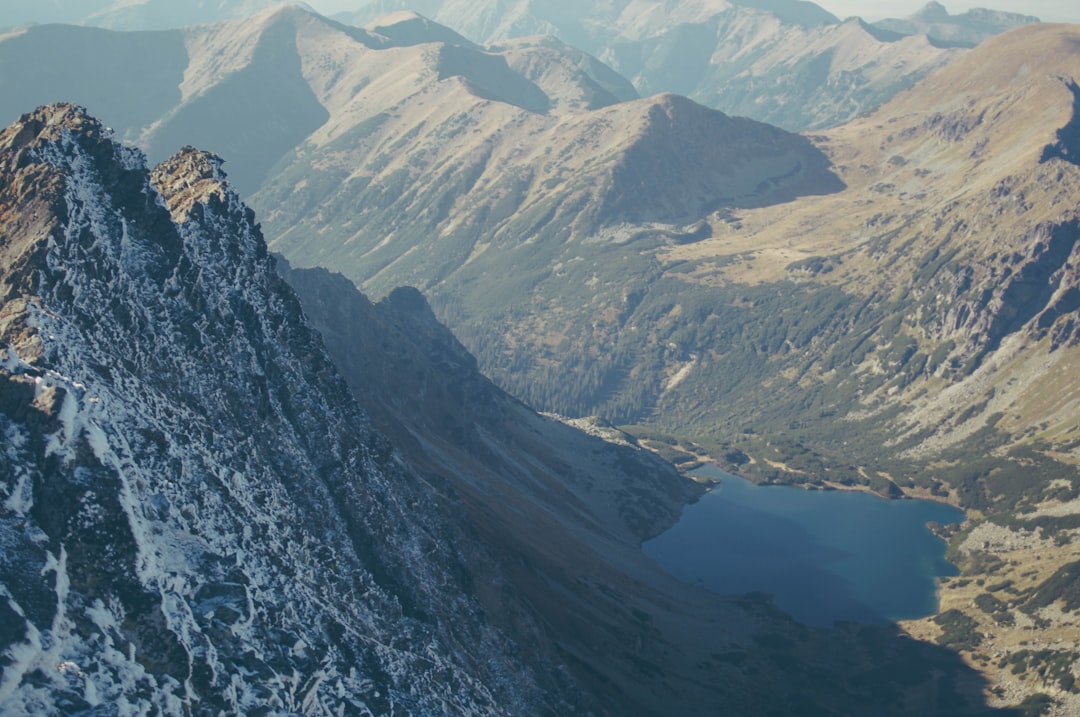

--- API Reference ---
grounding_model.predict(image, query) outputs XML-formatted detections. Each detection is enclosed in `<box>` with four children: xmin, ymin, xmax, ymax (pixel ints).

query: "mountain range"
<box><xmin>0</xmin><ymin>103</ymin><xmax>1010</xmax><ymax>715</ymax></box>
<box><xmin>336</xmin><ymin>0</ymin><xmax>972</xmax><ymax>130</ymax></box>
<box><xmin>204</xmin><ymin>9</ymin><xmax>1076</xmax><ymax>502</ymax></box>
<box><xmin>873</xmin><ymin>1</ymin><xmax>1040</xmax><ymax>47</ymax></box>
<box><xmin>1</xmin><ymin>1</ymin><xmax>1078</xmax><ymax>711</ymax></box>
<box><xmin>3</xmin><ymin>1</ymin><xmax>1030</xmax><ymax>131</ymax></box>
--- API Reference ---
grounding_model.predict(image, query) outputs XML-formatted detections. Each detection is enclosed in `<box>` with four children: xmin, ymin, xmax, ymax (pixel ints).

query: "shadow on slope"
<box><xmin>143</xmin><ymin>14</ymin><xmax>328</xmax><ymax>195</ymax></box>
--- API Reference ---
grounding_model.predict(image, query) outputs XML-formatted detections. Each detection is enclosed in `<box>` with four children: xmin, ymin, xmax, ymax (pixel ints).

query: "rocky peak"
<box><xmin>0</xmin><ymin>104</ymin><xmax>179</xmax><ymax>306</ymax></box>
<box><xmin>874</xmin><ymin>0</ymin><xmax>1040</xmax><ymax>47</ymax></box>
<box><xmin>150</xmin><ymin>145</ymin><xmax>229</xmax><ymax>223</ymax></box>
<box><xmin>604</xmin><ymin>93</ymin><xmax>842</xmax><ymax>223</ymax></box>
<box><xmin>914</xmin><ymin>1</ymin><xmax>950</xmax><ymax>22</ymax></box>
<box><xmin>1</xmin><ymin>102</ymin><xmax>105</xmax><ymax>154</ymax></box>
<box><xmin>0</xmin><ymin>103</ymin><xmax>150</xmax><ymax>189</ymax></box>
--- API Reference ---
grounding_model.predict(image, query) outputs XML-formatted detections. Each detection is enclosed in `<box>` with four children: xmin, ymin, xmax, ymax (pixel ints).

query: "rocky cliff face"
<box><xmin>0</xmin><ymin>103</ymin><xmax>574</xmax><ymax>716</ymax></box>
<box><xmin>276</xmin><ymin>261</ymin><xmax>711</xmax><ymax>715</ymax></box>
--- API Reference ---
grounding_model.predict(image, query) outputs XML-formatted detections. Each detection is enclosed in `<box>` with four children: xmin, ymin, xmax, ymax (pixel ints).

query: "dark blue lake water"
<box><xmin>643</xmin><ymin>465</ymin><xmax>964</xmax><ymax>626</ymax></box>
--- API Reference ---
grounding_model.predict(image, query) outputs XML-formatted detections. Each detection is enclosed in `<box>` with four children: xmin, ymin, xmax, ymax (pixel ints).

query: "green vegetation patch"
<box><xmin>973</xmin><ymin>592</ymin><xmax>1014</xmax><ymax>626</ymax></box>
<box><xmin>932</xmin><ymin>609</ymin><xmax>981</xmax><ymax>652</ymax></box>
<box><xmin>1020</xmin><ymin>561</ymin><xmax>1080</xmax><ymax>614</ymax></box>
<box><xmin>999</xmin><ymin>650</ymin><xmax>1080</xmax><ymax>693</ymax></box>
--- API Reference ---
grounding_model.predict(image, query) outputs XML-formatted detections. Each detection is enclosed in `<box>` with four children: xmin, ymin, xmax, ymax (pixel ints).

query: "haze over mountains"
<box><xmin>0</xmin><ymin>0</ymin><xmax>298</xmax><ymax>31</ymax></box>
<box><xmin>873</xmin><ymin>1</ymin><xmax>1040</xmax><ymax>46</ymax></box>
<box><xmin>3</xmin><ymin>0</ymin><xmax>1034</xmax><ymax>130</ymax></box>
<box><xmin>335</xmin><ymin>0</ymin><xmax>973</xmax><ymax>130</ymax></box>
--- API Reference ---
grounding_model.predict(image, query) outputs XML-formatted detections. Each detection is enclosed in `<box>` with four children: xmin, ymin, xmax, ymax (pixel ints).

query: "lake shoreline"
<box><xmin>646</xmin><ymin>464</ymin><xmax>965</xmax><ymax>627</ymax></box>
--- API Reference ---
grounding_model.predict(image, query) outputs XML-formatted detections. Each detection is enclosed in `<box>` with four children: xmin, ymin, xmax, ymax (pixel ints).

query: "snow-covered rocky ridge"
<box><xmin>0</xmin><ymin>103</ymin><xmax>574</xmax><ymax>716</ymax></box>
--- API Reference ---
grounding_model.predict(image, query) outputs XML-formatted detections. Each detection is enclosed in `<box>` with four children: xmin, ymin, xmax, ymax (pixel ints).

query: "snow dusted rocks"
<box><xmin>0</xmin><ymin>104</ymin><xmax>568</xmax><ymax>716</ymax></box>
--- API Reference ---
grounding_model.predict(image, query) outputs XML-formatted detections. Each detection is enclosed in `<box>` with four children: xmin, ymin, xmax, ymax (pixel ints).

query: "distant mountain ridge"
<box><xmin>873</xmin><ymin>1</ymin><xmax>1040</xmax><ymax>47</ymax></box>
<box><xmin>0</xmin><ymin>6</ymin><xmax>641</xmax><ymax>195</ymax></box>
<box><xmin>2</xmin><ymin>0</ymin><xmax>994</xmax><ymax>131</ymax></box>
<box><xmin>336</xmin><ymin>0</ymin><xmax>964</xmax><ymax>130</ymax></box>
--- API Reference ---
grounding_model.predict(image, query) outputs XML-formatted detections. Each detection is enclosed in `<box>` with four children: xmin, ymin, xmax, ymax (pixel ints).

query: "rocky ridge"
<box><xmin>0</xmin><ymin>6</ymin><xmax>642</xmax><ymax>196</ymax></box>
<box><xmin>0</xmin><ymin>103</ymin><xmax>573</xmax><ymax>716</ymax></box>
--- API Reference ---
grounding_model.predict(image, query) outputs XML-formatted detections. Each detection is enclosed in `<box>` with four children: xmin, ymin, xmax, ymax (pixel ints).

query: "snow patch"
<box><xmin>2</xmin><ymin>421</ymin><xmax>33</xmax><ymax>516</ymax></box>
<box><xmin>0</xmin><ymin>547</ymin><xmax>71</xmax><ymax>710</ymax></box>
<box><xmin>662</xmin><ymin>353</ymin><xmax>698</xmax><ymax>394</ymax></box>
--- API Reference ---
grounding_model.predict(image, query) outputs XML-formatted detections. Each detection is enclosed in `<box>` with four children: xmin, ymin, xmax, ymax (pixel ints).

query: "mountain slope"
<box><xmin>275</xmin><ymin>262</ymin><xmax>1008</xmax><ymax>717</ymax></box>
<box><xmin>651</xmin><ymin>27</ymin><xmax>1080</xmax><ymax>706</ymax></box>
<box><xmin>276</xmin><ymin>263</ymin><xmax>718</xmax><ymax>715</ymax></box>
<box><xmin>671</xmin><ymin>23</ymin><xmax>1080</xmax><ymax>467</ymax></box>
<box><xmin>265</xmin><ymin>21</ymin><xmax>1080</xmax><ymax>502</ymax></box>
<box><xmin>277</xmin><ymin>263</ymin><xmax>696</xmax><ymax>543</ymax></box>
<box><xmin>0</xmin><ymin>103</ymin><xmax>572</xmax><ymax>715</ymax></box>
<box><xmin>259</xmin><ymin>88</ymin><xmax>841</xmax><ymax>297</ymax></box>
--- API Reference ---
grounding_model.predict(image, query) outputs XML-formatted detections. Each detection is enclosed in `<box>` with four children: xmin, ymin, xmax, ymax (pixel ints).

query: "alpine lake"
<box><xmin>644</xmin><ymin>464</ymin><xmax>965</xmax><ymax>626</ymax></box>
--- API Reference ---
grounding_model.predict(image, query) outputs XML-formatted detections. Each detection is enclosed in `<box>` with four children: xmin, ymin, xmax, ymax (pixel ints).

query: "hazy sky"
<box><xmin>304</xmin><ymin>1</ymin><xmax>1080</xmax><ymax>24</ymax></box>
